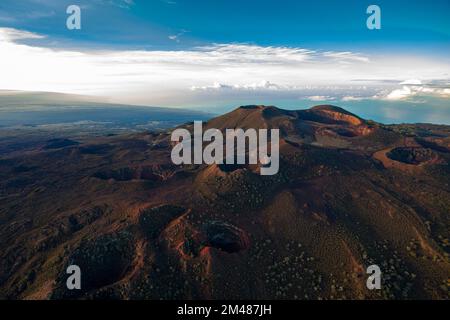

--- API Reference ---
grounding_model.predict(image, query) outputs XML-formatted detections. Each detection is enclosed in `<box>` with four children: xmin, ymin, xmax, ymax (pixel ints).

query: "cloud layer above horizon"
<box><xmin>0</xmin><ymin>27</ymin><xmax>449</xmax><ymax>107</ymax></box>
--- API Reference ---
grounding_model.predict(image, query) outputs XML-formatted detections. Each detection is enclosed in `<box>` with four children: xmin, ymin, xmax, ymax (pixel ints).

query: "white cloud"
<box><xmin>384</xmin><ymin>81</ymin><xmax>450</xmax><ymax>100</ymax></box>
<box><xmin>400</xmin><ymin>79</ymin><xmax>422</xmax><ymax>85</ymax></box>
<box><xmin>0</xmin><ymin>28</ymin><xmax>449</xmax><ymax>106</ymax></box>
<box><xmin>307</xmin><ymin>95</ymin><xmax>335</xmax><ymax>101</ymax></box>
<box><xmin>386</xmin><ymin>86</ymin><xmax>414</xmax><ymax>100</ymax></box>
<box><xmin>197</xmin><ymin>43</ymin><xmax>318</xmax><ymax>64</ymax></box>
<box><xmin>191</xmin><ymin>80</ymin><xmax>283</xmax><ymax>91</ymax></box>
<box><xmin>0</xmin><ymin>28</ymin><xmax>45</xmax><ymax>41</ymax></box>
<box><xmin>97</xmin><ymin>0</ymin><xmax>135</xmax><ymax>9</ymax></box>
<box><xmin>168</xmin><ymin>29</ymin><xmax>188</xmax><ymax>43</ymax></box>
<box><xmin>341</xmin><ymin>96</ymin><xmax>365</xmax><ymax>101</ymax></box>
<box><xmin>322</xmin><ymin>51</ymin><xmax>370</xmax><ymax>63</ymax></box>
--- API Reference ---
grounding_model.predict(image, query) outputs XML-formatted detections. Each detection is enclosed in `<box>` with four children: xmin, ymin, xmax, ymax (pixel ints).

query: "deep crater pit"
<box><xmin>203</xmin><ymin>221</ymin><xmax>250</xmax><ymax>253</ymax></box>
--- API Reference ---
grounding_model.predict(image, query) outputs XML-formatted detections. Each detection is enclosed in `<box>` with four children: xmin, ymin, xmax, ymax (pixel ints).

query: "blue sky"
<box><xmin>1</xmin><ymin>0</ymin><xmax>449</xmax><ymax>53</ymax></box>
<box><xmin>0</xmin><ymin>0</ymin><xmax>449</xmax><ymax>123</ymax></box>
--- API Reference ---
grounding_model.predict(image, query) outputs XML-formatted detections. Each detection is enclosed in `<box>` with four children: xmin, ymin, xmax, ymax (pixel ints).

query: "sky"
<box><xmin>0</xmin><ymin>0</ymin><xmax>449</xmax><ymax>123</ymax></box>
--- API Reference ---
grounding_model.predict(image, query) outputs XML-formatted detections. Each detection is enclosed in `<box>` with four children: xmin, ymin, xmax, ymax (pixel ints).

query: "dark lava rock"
<box><xmin>94</xmin><ymin>167</ymin><xmax>136</xmax><ymax>181</ymax></box>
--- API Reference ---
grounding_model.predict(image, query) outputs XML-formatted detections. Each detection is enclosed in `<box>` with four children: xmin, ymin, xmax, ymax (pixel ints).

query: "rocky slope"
<box><xmin>0</xmin><ymin>105</ymin><xmax>449</xmax><ymax>300</ymax></box>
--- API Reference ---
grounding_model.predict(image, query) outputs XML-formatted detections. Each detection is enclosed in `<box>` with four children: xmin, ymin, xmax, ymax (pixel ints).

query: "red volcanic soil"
<box><xmin>0</xmin><ymin>105</ymin><xmax>449</xmax><ymax>300</ymax></box>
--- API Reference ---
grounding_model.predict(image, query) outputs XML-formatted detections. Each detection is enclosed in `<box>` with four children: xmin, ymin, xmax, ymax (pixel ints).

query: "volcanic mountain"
<box><xmin>0</xmin><ymin>105</ymin><xmax>449</xmax><ymax>300</ymax></box>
